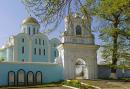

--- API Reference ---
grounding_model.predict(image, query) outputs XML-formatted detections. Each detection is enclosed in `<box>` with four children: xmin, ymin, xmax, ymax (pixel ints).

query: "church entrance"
<box><xmin>75</xmin><ymin>58</ymin><xmax>88</xmax><ymax>79</ymax></box>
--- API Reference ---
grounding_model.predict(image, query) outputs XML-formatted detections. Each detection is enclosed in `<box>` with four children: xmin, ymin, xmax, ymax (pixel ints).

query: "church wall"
<box><xmin>5</xmin><ymin>33</ymin><xmax>60</xmax><ymax>63</ymax></box>
<box><xmin>6</xmin><ymin>47</ymin><xmax>13</xmax><ymax>62</ymax></box>
<box><xmin>50</xmin><ymin>48</ymin><xmax>58</xmax><ymax>62</ymax></box>
<box><xmin>16</xmin><ymin>34</ymin><xmax>30</xmax><ymax>62</ymax></box>
<box><xmin>21</xmin><ymin>25</ymin><xmax>27</xmax><ymax>33</ymax></box>
<box><xmin>31</xmin><ymin>34</ymin><xmax>49</xmax><ymax>62</ymax></box>
<box><xmin>50</xmin><ymin>38</ymin><xmax>60</xmax><ymax>63</ymax></box>
<box><xmin>0</xmin><ymin>62</ymin><xmax>64</xmax><ymax>86</ymax></box>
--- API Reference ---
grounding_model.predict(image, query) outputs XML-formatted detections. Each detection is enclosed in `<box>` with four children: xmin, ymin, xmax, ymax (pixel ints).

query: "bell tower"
<box><xmin>62</xmin><ymin>14</ymin><xmax>94</xmax><ymax>45</ymax></box>
<box><xmin>57</xmin><ymin>14</ymin><xmax>99</xmax><ymax>80</ymax></box>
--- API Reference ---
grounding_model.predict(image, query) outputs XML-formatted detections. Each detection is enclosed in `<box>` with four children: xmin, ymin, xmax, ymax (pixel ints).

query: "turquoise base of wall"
<box><xmin>0</xmin><ymin>62</ymin><xmax>64</xmax><ymax>86</ymax></box>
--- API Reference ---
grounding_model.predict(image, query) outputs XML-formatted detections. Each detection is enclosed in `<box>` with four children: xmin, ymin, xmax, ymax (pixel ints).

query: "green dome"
<box><xmin>22</xmin><ymin>16</ymin><xmax>39</xmax><ymax>25</ymax></box>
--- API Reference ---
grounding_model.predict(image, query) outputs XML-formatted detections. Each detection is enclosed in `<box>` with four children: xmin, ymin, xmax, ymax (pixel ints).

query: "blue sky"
<box><xmin>0</xmin><ymin>0</ymin><xmax>27</xmax><ymax>46</ymax></box>
<box><xmin>0</xmin><ymin>0</ymin><xmax>101</xmax><ymax>46</ymax></box>
<box><xmin>0</xmin><ymin>0</ymin><xmax>103</xmax><ymax>63</ymax></box>
<box><xmin>0</xmin><ymin>0</ymin><xmax>64</xmax><ymax>46</ymax></box>
<box><xmin>0</xmin><ymin>1</ymin><xmax>101</xmax><ymax>44</ymax></box>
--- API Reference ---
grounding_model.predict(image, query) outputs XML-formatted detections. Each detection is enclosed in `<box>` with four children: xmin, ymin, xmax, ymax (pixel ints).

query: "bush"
<box><xmin>63</xmin><ymin>80</ymin><xmax>81</xmax><ymax>88</ymax></box>
<box><xmin>120</xmin><ymin>78</ymin><xmax>130</xmax><ymax>82</ymax></box>
<box><xmin>0</xmin><ymin>58</ymin><xmax>4</xmax><ymax>62</ymax></box>
<box><xmin>63</xmin><ymin>80</ymin><xmax>95</xmax><ymax>89</ymax></box>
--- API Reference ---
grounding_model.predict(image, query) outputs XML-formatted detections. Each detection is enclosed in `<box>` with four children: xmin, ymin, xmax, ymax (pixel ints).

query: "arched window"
<box><xmin>35</xmin><ymin>39</ymin><xmax>37</xmax><ymax>44</ymax></box>
<box><xmin>43</xmin><ymin>49</ymin><xmax>45</xmax><ymax>55</ymax></box>
<box><xmin>76</xmin><ymin>25</ymin><xmax>82</xmax><ymax>35</ymax></box>
<box><xmin>54</xmin><ymin>50</ymin><xmax>57</xmax><ymax>57</ymax></box>
<box><xmin>28</xmin><ymin>27</ymin><xmax>31</xmax><ymax>35</ymax></box>
<box><xmin>22</xmin><ymin>46</ymin><xmax>24</xmax><ymax>54</ymax></box>
<box><xmin>23</xmin><ymin>28</ymin><xmax>26</xmax><ymax>33</ymax></box>
<box><xmin>39</xmin><ymin>39</ymin><xmax>41</xmax><ymax>45</ymax></box>
<box><xmin>34</xmin><ymin>48</ymin><xmax>36</xmax><ymax>55</ymax></box>
<box><xmin>37</xmin><ymin>29</ymin><xmax>39</xmax><ymax>33</ymax></box>
<box><xmin>22</xmin><ymin>59</ymin><xmax>24</xmax><ymax>62</ymax></box>
<box><xmin>39</xmin><ymin>49</ymin><xmax>41</xmax><ymax>55</ymax></box>
<box><xmin>33</xmin><ymin>28</ymin><xmax>35</xmax><ymax>34</ymax></box>
<box><xmin>22</xmin><ymin>38</ymin><xmax>24</xmax><ymax>43</ymax></box>
<box><xmin>53</xmin><ymin>43</ymin><xmax>57</xmax><ymax>47</ymax></box>
<box><xmin>43</xmin><ymin>40</ymin><xmax>44</xmax><ymax>45</ymax></box>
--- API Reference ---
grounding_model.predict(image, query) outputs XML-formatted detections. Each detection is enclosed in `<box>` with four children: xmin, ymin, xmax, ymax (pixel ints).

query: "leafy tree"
<box><xmin>22</xmin><ymin>0</ymin><xmax>95</xmax><ymax>32</ymax></box>
<box><xmin>0</xmin><ymin>57</ymin><xmax>5</xmax><ymax>62</ymax></box>
<box><xmin>95</xmin><ymin>0</ymin><xmax>130</xmax><ymax>78</ymax></box>
<box><xmin>22</xmin><ymin>0</ymin><xmax>130</xmax><ymax>79</ymax></box>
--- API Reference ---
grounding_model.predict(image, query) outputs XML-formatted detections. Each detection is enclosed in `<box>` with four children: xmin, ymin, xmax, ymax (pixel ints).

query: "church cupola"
<box><xmin>21</xmin><ymin>16</ymin><xmax>40</xmax><ymax>35</ymax></box>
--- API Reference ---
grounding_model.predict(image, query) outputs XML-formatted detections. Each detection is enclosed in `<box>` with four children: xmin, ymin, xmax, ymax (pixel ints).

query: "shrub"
<box><xmin>63</xmin><ymin>80</ymin><xmax>81</xmax><ymax>88</ymax></box>
<box><xmin>120</xmin><ymin>78</ymin><xmax>130</xmax><ymax>82</ymax></box>
<box><xmin>63</xmin><ymin>80</ymin><xmax>95</xmax><ymax>89</ymax></box>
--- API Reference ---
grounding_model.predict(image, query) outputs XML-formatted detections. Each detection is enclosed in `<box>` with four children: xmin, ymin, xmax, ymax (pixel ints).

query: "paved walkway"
<box><xmin>81</xmin><ymin>80</ymin><xmax>130</xmax><ymax>89</ymax></box>
<box><xmin>23</xmin><ymin>87</ymin><xmax>69</xmax><ymax>89</ymax></box>
<box><xmin>0</xmin><ymin>86</ymin><xmax>70</xmax><ymax>89</ymax></box>
<box><xmin>106</xmin><ymin>82</ymin><xmax>130</xmax><ymax>89</ymax></box>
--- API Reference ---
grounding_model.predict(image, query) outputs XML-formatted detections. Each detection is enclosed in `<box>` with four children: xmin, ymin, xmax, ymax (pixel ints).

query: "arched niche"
<box><xmin>35</xmin><ymin>71</ymin><xmax>42</xmax><ymax>85</ymax></box>
<box><xmin>17</xmin><ymin>69</ymin><xmax>26</xmax><ymax>86</ymax></box>
<box><xmin>76</xmin><ymin>25</ymin><xmax>82</xmax><ymax>35</ymax></box>
<box><xmin>27</xmin><ymin>71</ymin><xmax>34</xmax><ymax>85</ymax></box>
<box><xmin>8</xmin><ymin>71</ymin><xmax>15</xmax><ymax>86</ymax></box>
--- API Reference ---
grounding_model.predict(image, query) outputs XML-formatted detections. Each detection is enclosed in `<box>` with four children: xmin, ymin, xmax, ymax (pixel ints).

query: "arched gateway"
<box><xmin>57</xmin><ymin>14</ymin><xmax>99</xmax><ymax>80</ymax></box>
<box><xmin>75</xmin><ymin>58</ymin><xmax>88</xmax><ymax>79</ymax></box>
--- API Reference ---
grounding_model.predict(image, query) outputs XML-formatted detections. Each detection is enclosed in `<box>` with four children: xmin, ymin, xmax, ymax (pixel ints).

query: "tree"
<box><xmin>22</xmin><ymin>0</ymin><xmax>95</xmax><ymax>33</ymax></box>
<box><xmin>0</xmin><ymin>57</ymin><xmax>5</xmax><ymax>62</ymax></box>
<box><xmin>22</xmin><ymin>0</ymin><xmax>130</xmax><ymax>79</ymax></box>
<box><xmin>95</xmin><ymin>0</ymin><xmax>130</xmax><ymax>78</ymax></box>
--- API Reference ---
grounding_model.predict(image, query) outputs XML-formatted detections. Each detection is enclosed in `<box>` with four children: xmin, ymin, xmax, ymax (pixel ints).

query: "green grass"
<box><xmin>119</xmin><ymin>78</ymin><xmax>130</xmax><ymax>82</ymax></box>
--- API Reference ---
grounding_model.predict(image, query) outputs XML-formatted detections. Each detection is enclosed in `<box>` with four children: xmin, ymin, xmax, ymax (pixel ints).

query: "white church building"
<box><xmin>0</xmin><ymin>14</ymin><xmax>99</xmax><ymax>86</ymax></box>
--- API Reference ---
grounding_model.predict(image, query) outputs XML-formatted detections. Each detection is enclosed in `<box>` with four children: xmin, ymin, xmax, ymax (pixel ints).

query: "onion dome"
<box><xmin>22</xmin><ymin>16</ymin><xmax>39</xmax><ymax>25</ymax></box>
